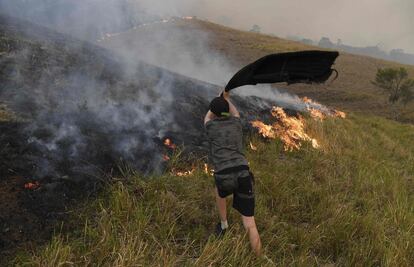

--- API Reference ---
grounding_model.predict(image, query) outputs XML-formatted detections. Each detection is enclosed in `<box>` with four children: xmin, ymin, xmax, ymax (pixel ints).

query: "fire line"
<box><xmin>251</xmin><ymin>104</ymin><xmax>345</xmax><ymax>151</ymax></box>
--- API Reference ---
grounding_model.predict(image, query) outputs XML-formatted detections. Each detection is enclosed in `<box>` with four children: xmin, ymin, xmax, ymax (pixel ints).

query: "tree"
<box><xmin>250</xmin><ymin>24</ymin><xmax>261</xmax><ymax>33</ymax></box>
<box><xmin>318</xmin><ymin>37</ymin><xmax>334</xmax><ymax>48</ymax></box>
<box><xmin>372</xmin><ymin>67</ymin><xmax>414</xmax><ymax>105</ymax></box>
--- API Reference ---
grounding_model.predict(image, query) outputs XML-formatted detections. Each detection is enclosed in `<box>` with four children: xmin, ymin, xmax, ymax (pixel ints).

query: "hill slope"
<box><xmin>13</xmin><ymin>114</ymin><xmax>414</xmax><ymax>266</ymax></box>
<box><xmin>101</xmin><ymin>18</ymin><xmax>414</xmax><ymax>123</ymax></box>
<box><xmin>2</xmin><ymin>16</ymin><xmax>413</xmax><ymax>266</ymax></box>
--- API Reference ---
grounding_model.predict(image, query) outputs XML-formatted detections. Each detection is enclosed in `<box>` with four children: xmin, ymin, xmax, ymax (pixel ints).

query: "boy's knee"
<box><xmin>242</xmin><ymin>216</ymin><xmax>256</xmax><ymax>230</ymax></box>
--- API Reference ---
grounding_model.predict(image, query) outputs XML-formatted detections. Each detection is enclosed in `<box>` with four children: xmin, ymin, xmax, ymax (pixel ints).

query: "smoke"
<box><xmin>1</xmin><ymin>36</ymin><xmax>182</xmax><ymax>179</ymax></box>
<box><xmin>98</xmin><ymin>17</ymin><xmax>235</xmax><ymax>87</ymax></box>
<box><xmin>0</xmin><ymin>0</ymin><xmax>152</xmax><ymax>41</ymax></box>
<box><xmin>234</xmin><ymin>85</ymin><xmax>307</xmax><ymax>111</ymax></box>
<box><xmin>0</xmin><ymin>1</ymin><xmax>317</xmax><ymax>182</ymax></box>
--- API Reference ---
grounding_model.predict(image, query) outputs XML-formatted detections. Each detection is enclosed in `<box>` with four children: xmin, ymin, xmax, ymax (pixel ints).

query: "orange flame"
<box><xmin>302</xmin><ymin>96</ymin><xmax>325</xmax><ymax>106</ymax></box>
<box><xmin>303</xmin><ymin>96</ymin><xmax>347</xmax><ymax>120</ymax></box>
<box><xmin>170</xmin><ymin>168</ymin><xmax>195</xmax><ymax>177</ymax></box>
<box><xmin>250</xmin><ymin>121</ymin><xmax>276</xmax><ymax>139</ymax></box>
<box><xmin>164</xmin><ymin>138</ymin><xmax>176</xmax><ymax>149</ymax></box>
<box><xmin>302</xmin><ymin>96</ymin><xmax>314</xmax><ymax>104</ymax></box>
<box><xmin>307</xmin><ymin>107</ymin><xmax>346</xmax><ymax>121</ymax></box>
<box><xmin>204</xmin><ymin>163</ymin><xmax>214</xmax><ymax>176</ymax></box>
<box><xmin>251</xmin><ymin>106</ymin><xmax>319</xmax><ymax>151</ymax></box>
<box><xmin>308</xmin><ymin>108</ymin><xmax>326</xmax><ymax>121</ymax></box>
<box><xmin>332</xmin><ymin>110</ymin><xmax>346</xmax><ymax>119</ymax></box>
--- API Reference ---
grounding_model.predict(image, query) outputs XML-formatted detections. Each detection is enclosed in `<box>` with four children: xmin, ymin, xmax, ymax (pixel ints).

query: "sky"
<box><xmin>1</xmin><ymin>0</ymin><xmax>412</xmax><ymax>53</ymax></box>
<box><xmin>138</xmin><ymin>0</ymin><xmax>414</xmax><ymax>53</ymax></box>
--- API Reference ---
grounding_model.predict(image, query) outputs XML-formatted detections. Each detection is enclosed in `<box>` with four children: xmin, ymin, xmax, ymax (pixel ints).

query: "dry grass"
<box><xmin>13</xmin><ymin>114</ymin><xmax>414</xmax><ymax>266</ymax></box>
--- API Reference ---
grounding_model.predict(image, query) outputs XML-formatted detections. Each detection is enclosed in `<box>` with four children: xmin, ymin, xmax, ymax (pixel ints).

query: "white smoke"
<box><xmin>233</xmin><ymin>85</ymin><xmax>310</xmax><ymax>111</ymax></box>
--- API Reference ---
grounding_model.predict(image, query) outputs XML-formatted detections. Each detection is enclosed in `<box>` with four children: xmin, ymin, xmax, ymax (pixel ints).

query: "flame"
<box><xmin>251</xmin><ymin>106</ymin><xmax>319</xmax><ymax>151</ymax></box>
<box><xmin>249</xmin><ymin>142</ymin><xmax>258</xmax><ymax>151</ymax></box>
<box><xmin>170</xmin><ymin>164</ymin><xmax>215</xmax><ymax>177</ymax></box>
<box><xmin>204</xmin><ymin>163</ymin><xmax>214</xmax><ymax>176</ymax></box>
<box><xmin>307</xmin><ymin>108</ymin><xmax>326</xmax><ymax>121</ymax></box>
<box><xmin>170</xmin><ymin>168</ymin><xmax>195</xmax><ymax>177</ymax></box>
<box><xmin>164</xmin><ymin>138</ymin><xmax>177</xmax><ymax>149</ymax></box>
<box><xmin>332</xmin><ymin>110</ymin><xmax>346</xmax><ymax>119</ymax></box>
<box><xmin>303</xmin><ymin>97</ymin><xmax>347</xmax><ymax>120</ymax></box>
<box><xmin>311</xmin><ymin>139</ymin><xmax>320</xmax><ymax>149</ymax></box>
<box><xmin>250</xmin><ymin>121</ymin><xmax>276</xmax><ymax>139</ymax></box>
<box><xmin>24</xmin><ymin>181</ymin><xmax>40</xmax><ymax>190</ymax></box>
<box><xmin>302</xmin><ymin>96</ymin><xmax>314</xmax><ymax>104</ymax></box>
<box><xmin>307</xmin><ymin>107</ymin><xmax>346</xmax><ymax>121</ymax></box>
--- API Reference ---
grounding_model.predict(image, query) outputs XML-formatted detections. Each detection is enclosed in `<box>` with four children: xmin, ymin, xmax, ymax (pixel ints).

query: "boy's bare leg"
<box><xmin>215</xmin><ymin>187</ymin><xmax>227</xmax><ymax>222</ymax></box>
<box><xmin>242</xmin><ymin>215</ymin><xmax>261</xmax><ymax>256</ymax></box>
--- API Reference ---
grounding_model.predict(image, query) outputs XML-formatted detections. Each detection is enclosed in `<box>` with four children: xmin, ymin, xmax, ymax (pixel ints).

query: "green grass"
<box><xmin>13</xmin><ymin>114</ymin><xmax>414</xmax><ymax>266</ymax></box>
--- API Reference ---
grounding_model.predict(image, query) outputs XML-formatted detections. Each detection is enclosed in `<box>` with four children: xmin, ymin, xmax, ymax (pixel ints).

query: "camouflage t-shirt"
<box><xmin>205</xmin><ymin>116</ymin><xmax>248</xmax><ymax>172</ymax></box>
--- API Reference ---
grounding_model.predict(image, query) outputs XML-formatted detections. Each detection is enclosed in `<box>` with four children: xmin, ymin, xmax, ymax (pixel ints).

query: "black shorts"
<box><xmin>214</xmin><ymin>169</ymin><xmax>255</xmax><ymax>217</ymax></box>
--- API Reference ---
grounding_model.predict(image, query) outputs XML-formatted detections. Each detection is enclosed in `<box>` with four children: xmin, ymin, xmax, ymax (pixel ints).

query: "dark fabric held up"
<box><xmin>205</xmin><ymin>116</ymin><xmax>248</xmax><ymax>172</ymax></box>
<box><xmin>225</xmin><ymin>50</ymin><xmax>339</xmax><ymax>91</ymax></box>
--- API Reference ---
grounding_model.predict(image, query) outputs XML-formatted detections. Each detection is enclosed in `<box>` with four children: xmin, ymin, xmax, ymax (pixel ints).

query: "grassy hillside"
<box><xmin>13</xmin><ymin>114</ymin><xmax>414</xmax><ymax>266</ymax></box>
<box><xmin>196</xmin><ymin>20</ymin><xmax>414</xmax><ymax>122</ymax></box>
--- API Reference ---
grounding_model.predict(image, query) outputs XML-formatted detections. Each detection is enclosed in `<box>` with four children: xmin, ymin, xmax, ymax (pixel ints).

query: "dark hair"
<box><xmin>209</xmin><ymin>97</ymin><xmax>230</xmax><ymax>117</ymax></box>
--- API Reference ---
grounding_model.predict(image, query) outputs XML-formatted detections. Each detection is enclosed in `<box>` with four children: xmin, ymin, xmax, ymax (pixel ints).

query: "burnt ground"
<box><xmin>0</xmin><ymin>121</ymin><xmax>88</xmax><ymax>264</ymax></box>
<box><xmin>0</xmin><ymin>176</ymin><xmax>78</xmax><ymax>264</ymax></box>
<box><xmin>0</xmin><ymin>14</ymin><xmax>279</xmax><ymax>263</ymax></box>
<box><xmin>0</xmin><ymin>176</ymin><xmax>42</xmax><ymax>260</ymax></box>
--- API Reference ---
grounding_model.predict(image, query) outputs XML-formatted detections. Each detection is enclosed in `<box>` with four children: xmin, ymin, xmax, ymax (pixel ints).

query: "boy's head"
<box><xmin>209</xmin><ymin>97</ymin><xmax>230</xmax><ymax>117</ymax></box>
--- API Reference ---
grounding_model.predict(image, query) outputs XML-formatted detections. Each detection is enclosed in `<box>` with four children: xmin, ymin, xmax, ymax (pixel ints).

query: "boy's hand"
<box><xmin>221</xmin><ymin>90</ymin><xmax>230</xmax><ymax>100</ymax></box>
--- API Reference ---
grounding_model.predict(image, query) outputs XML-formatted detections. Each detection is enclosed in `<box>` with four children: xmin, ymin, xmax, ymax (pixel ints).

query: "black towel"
<box><xmin>225</xmin><ymin>50</ymin><xmax>339</xmax><ymax>91</ymax></box>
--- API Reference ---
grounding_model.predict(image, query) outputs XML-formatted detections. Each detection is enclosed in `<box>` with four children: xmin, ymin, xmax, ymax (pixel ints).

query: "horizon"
<box><xmin>136</xmin><ymin>0</ymin><xmax>414</xmax><ymax>54</ymax></box>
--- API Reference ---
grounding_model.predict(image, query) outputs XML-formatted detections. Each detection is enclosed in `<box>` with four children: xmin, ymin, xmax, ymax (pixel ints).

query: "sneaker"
<box><xmin>215</xmin><ymin>222</ymin><xmax>227</xmax><ymax>237</ymax></box>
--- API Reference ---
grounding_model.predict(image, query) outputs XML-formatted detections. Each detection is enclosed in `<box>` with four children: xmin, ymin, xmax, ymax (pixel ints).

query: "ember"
<box><xmin>164</xmin><ymin>138</ymin><xmax>177</xmax><ymax>149</ymax></box>
<box><xmin>24</xmin><ymin>181</ymin><xmax>40</xmax><ymax>190</ymax></box>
